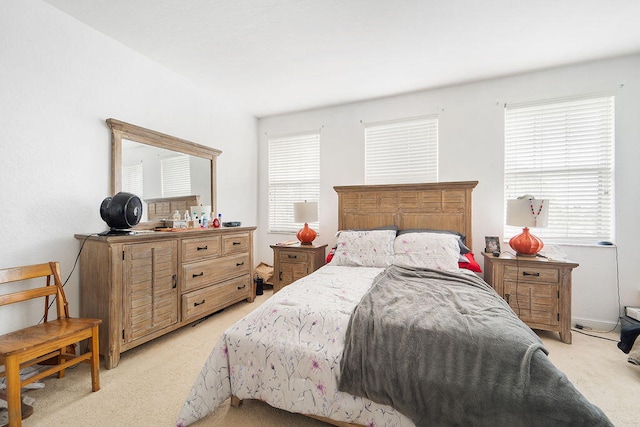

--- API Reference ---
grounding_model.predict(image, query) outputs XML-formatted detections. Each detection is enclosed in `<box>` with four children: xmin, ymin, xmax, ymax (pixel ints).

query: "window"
<box><xmin>504</xmin><ymin>95</ymin><xmax>614</xmax><ymax>244</ymax></box>
<box><xmin>268</xmin><ymin>132</ymin><xmax>320</xmax><ymax>233</ymax></box>
<box><xmin>161</xmin><ymin>154</ymin><xmax>191</xmax><ymax>197</ymax></box>
<box><xmin>122</xmin><ymin>163</ymin><xmax>144</xmax><ymax>199</ymax></box>
<box><xmin>364</xmin><ymin>116</ymin><xmax>438</xmax><ymax>184</ymax></box>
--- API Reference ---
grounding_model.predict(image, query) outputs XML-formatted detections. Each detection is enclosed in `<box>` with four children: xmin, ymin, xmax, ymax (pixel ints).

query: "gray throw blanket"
<box><xmin>338</xmin><ymin>265</ymin><xmax>612</xmax><ymax>427</ymax></box>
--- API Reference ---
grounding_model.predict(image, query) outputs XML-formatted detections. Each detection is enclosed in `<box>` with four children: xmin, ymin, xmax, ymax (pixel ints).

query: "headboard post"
<box><xmin>334</xmin><ymin>181</ymin><xmax>478</xmax><ymax>249</ymax></box>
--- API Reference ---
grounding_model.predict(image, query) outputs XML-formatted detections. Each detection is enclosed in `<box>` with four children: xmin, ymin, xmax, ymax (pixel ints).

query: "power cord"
<box><xmin>571</xmin><ymin>326</ymin><xmax>619</xmax><ymax>342</ymax></box>
<box><xmin>39</xmin><ymin>233</ymin><xmax>98</xmax><ymax>324</ymax></box>
<box><xmin>574</xmin><ymin>244</ymin><xmax>622</xmax><ymax>335</ymax></box>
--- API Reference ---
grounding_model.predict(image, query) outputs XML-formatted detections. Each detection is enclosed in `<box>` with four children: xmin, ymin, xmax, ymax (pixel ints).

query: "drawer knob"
<box><xmin>237</xmin><ymin>285</ymin><xmax>246</xmax><ymax>290</ymax></box>
<box><xmin>194</xmin><ymin>299</ymin><xmax>206</xmax><ymax>307</ymax></box>
<box><xmin>197</xmin><ymin>246</ymin><xmax>208</xmax><ymax>251</ymax></box>
<box><xmin>192</xmin><ymin>272</ymin><xmax>204</xmax><ymax>278</ymax></box>
<box><xmin>287</xmin><ymin>255</ymin><xmax>297</xmax><ymax>259</ymax></box>
<box><xmin>236</xmin><ymin>261</ymin><xmax>244</xmax><ymax>266</ymax></box>
<box><xmin>233</xmin><ymin>241</ymin><xmax>242</xmax><ymax>245</ymax></box>
<box><xmin>522</xmin><ymin>271</ymin><xmax>540</xmax><ymax>277</ymax></box>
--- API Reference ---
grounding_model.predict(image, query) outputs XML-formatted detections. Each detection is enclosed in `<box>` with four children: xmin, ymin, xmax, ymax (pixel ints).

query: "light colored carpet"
<box><xmin>8</xmin><ymin>288</ymin><xmax>639</xmax><ymax>427</ymax></box>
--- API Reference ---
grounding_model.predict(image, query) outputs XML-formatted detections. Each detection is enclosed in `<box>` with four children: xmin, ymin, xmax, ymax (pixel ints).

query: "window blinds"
<box><xmin>161</xmin><ymin>154</ymin><xmax>192</xmax><ymax>197</ymax></box>
<box><xmin>504</xmin><ymin>95</ymin><xmax>614</xmax><ymax>244</ymax></box>
<box><xmin>365</xmin><ymin>116</ymin><xmax>438</xmax><ymax>185</ymax></box>
<box><xmin>268</xmin><ymin>132</ymin><xmax>320</xmax><ymax>233</ymax></box>
<box><xmin>122</xmin><ymin>163</ymin><xmax>144</xmax><ymax>199</ymax></box>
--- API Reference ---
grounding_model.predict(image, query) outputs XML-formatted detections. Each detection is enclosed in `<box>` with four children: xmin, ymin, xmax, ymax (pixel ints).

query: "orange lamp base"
<box><xmin>297</xmin><ymin>223</ymin><xmax>317</xmax><ymax>245</ymax></box>
<box><xmin>509</xmin><ymin>227</ymin><xmax>544</xmax><ymax>256</ymax></box>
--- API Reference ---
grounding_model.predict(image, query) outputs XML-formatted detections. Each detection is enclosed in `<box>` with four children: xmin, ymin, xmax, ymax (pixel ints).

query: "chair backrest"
<box><xmin>0</xmin><ymin>261</ymin><xmax>70</xmax><ymax>321</ymax></box>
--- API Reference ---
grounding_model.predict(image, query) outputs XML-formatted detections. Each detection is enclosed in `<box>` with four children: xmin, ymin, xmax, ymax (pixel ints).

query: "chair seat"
<box><xmin>0</xmin><ymin>318</ymin><xmax>102</xmax><ymax>358</ymax></box>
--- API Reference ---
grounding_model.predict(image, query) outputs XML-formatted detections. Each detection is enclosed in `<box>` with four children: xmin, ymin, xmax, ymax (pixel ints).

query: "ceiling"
<box><xmin>44</xmin><ymin>0</ymin><xmax>640</xmax><ymax>118</ymax></box>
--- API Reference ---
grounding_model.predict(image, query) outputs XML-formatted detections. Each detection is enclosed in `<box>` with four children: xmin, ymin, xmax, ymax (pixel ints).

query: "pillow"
<box><xmin>392</xmin><ymin>232</ymin><xmax>460</xmax><ymax>271</ymax></box>
<box><xmin>330</xmin><ymin>230</ymin><xmax>396</xmax><ymax>267</ymax></box>
<box><xmin>326</xmin><ymin>245</ymin><xmax>336</xmax><ymax>264</ymax></box>
<box><xmin>397</xmin><ymin>229</ymin><xmax>470</xmax><ymax>254</ymax></box>
<box><xmin>458</xmin><ymin>252</ymin><xmax>482</xmax><ymax>273</ymax></box>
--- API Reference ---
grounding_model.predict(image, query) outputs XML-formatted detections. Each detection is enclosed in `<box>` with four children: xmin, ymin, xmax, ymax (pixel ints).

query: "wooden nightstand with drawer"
<box><xmin>271</xmin><ymin>243</ymin><xmax>327</xmax><ymax>293</ymax></box>
<box><xmin>482</xmin><ymin>253</ymin><xmax>579</xmax><ymax>343</ymax></box>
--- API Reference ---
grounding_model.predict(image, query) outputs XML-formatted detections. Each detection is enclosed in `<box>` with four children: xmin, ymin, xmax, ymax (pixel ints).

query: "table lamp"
<box><xmin>506</xmin><ymin>196</ymin><xmax>549</xmax><ymax>256</ymax></box>
<box><xmin>294</xmin><ymin>201</ymin><xmax>318</xmax><ymax>245</ymax></box>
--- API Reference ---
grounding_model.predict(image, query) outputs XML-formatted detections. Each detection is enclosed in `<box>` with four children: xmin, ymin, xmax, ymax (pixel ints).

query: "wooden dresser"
<box><xmin>75</xmin><ymin>227</ymin><xmax>255</xmax><ymax>369</ymax></box>
<box><xmin>482</xmin><ymin>252</ymin><xmax>578</xmax><ymax>343</ymax></box>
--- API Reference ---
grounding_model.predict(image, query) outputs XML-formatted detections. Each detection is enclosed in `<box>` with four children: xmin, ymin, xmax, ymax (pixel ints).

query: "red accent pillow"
<box><xmin>326</xmin><ymin>246</ymin><xmax>336</xmax><ymax>264</ymax></box>
<box><xmin>459</xmin><ymin>252</ymin><xmax>482</xmax><ymax>273</ymax></box>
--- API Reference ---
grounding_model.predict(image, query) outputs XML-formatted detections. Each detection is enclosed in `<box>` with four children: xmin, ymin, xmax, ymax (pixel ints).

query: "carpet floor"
<box><xmin>5</xmin><ymin>288</ymin><xmax>639</xmax><ymax>427</ymax></box>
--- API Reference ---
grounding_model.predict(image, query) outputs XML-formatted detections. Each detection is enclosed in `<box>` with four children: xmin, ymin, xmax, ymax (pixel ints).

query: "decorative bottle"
<box><xmin>212</xmin><ymin>213</ymin><xmax>221</xmax><ymax>228</ymax></box>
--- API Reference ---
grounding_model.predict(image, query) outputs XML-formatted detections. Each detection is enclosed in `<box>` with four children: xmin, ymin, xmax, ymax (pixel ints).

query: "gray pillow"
<box><xmin>396</xmin><ymin>228</ymin><xmax>470</xmax><ymax>254</ymax></box>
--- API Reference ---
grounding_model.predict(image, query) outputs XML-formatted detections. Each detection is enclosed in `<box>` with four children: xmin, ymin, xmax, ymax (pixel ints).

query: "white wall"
<box><xmin>257</xmin><ymin>54</ymin><xmax>640</xmax><ymax>330</ymax></box>
<box><xmin>0</xmin><ymin>0</ymin><xmax>257</xmax><ymax>334</ymax></box>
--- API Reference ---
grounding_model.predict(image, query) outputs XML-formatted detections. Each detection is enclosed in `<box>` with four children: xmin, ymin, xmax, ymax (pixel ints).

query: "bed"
<box><xmin>176</xmin><ymin>181</ymin><xmax>612</xmax><ymax>427</ymax></box>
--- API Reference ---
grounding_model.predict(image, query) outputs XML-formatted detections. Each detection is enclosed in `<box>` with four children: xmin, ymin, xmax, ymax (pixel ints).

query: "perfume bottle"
<box><xmin>212</xmin><ymin>213</ymin><xmax>221</xmax><ymax>228</ymax></box>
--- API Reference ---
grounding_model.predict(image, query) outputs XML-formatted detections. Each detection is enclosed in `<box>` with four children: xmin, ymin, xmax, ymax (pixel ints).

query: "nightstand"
<box><xmin>271</xmin><ymin>243</ymin><xmax>327</xmax><ymax>294</ymax></box>
<box><xmin>482</xmin><ymin>252</ymin><xmax>579</xmax><ymax>344</ymax></box>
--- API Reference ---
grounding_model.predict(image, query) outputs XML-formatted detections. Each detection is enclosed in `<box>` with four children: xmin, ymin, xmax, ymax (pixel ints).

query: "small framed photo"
<box><xmin>485</xmin><ymin>236</ymin><xmax>500</xmax><ymax>253</ymax></box>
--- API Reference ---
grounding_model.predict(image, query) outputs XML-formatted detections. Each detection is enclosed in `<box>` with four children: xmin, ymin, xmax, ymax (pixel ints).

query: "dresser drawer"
<box><xmin>182</xmin><ymin>236</ymin><xmax>221</xmax><ymax>262</ymax></box>
<box><xmin>504</xmin><ymin>265</ymin><xmax>559</xmax><ymax>284</ymax></box>
<box><xmin>182</xmin><ymin>253</ymin><xmax>250</xmax><ymax>292</ymax></box>
<box><xmin>222</xmin><ymin>233</ymin><xmax>250</xmax><ymax>255</ymax></box>
<box><xmin>278</xmin><ymin>250</ymin><xmax>309</xmax><ymax>264</ymax></box>
<box><xmin>182</xmin><ymin>274</ymin><xmax>251</xmax><ymax>321</ymax></box>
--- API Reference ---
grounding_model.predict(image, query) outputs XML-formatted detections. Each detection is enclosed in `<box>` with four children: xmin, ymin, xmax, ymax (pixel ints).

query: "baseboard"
<box><xmin>572</xmin><ymin>317</ymin><xmax>620</xmax><ymax>333</ymax></box>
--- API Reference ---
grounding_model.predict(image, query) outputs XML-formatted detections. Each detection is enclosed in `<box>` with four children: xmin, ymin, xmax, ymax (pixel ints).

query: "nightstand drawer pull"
<box><xmin>194</xmin><ymin>299</ymin><xmax>206</xmax><ymax>307</ymax></box>
<box><xmin>236</xmin><ymin>261</ymin><xmax>244</xmax><ymax>266</ymax></box>
<box><xmin>233</xmin><ymin>241</ymin><xmax>241</xmax><ymax>245</ymax></box>
<box><xmin>196</xmin><ymin>245</ymin><xmax>208</xmax><ymax>251</ymax></box>
<box><xmin>237</xmin><ymin>284</ymin><xmax>246</xmax><ymax>290</ymax></box>
<box><xmin>522</xmin><ymin>271</ymin><xmax>540</xmax><ymax>277</ymax></box>
<box><xmin>192</xmin><ymin>272</ymin><xmax>204</xmax><ymax>278</ymax></box>
<box><xmin>287</xmin><ymin>255</ymin><xmax>298</xmax><ymax>259</ymax></box>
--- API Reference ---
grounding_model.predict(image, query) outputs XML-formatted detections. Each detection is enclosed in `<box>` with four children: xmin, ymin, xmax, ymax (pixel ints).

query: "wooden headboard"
<box><xmin>334</xmin><ymin>181</ymin><xmax>478</xmax><ymax>249</ymax></box>
<box><xmin>144</xmin><ymin>195</ymin><xmax>201</xmax><ymax>221</ymax></box>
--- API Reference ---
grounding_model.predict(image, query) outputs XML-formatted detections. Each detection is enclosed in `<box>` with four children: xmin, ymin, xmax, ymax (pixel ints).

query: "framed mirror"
<box><xmin>107</xmin><ymin>118</ymin><xmax>221</xmax><ymax>228</ymax></box>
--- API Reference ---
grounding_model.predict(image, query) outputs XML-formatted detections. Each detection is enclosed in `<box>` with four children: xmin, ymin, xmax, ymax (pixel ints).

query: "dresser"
<box><xmin>270</xmin><ymin>243</ymin><xmax>327</xmax><ymax>293</ymax></box>
<box><xmin>482</xmin><ymin>252</ymin><xmax>578</xmax><ymax>343</ymax></box>
<box><xmin>75</xmin><ymin>227</ymin><xmax>255</xmax><ymax>368</ymax></box>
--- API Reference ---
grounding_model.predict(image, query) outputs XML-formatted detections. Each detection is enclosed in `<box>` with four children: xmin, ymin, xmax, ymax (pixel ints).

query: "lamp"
<box><xmin>506</xmin><ymin>196</ymin><xmax>549</xmax><ymax>256</ymax></box>
<box><xmin>294</xmin><ymin>201</ymin><xmax>318</xmax><ymax>245</ymax></box>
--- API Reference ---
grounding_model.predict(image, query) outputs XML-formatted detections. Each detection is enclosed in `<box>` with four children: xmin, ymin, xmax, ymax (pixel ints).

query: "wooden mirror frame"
<box><xmin>107</xmin><ymin>118</ymin><xmax>221</xmax><ymax>228</ymax></box>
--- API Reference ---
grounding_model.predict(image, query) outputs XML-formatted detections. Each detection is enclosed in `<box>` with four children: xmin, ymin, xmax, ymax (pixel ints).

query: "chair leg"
<box><xmin>57</xmin><ymin>348</ymin><xmax>66</xmax><ymax>379</ymax></box>
<box><xmin>90</xmin><ymin>325</ymin><xmax>101</xmax><ymax>392</ymax></box>
<box><xmin>5</xmin><ymin>355</ymin><xmax>22</xmax><ymax>427</ymax></box>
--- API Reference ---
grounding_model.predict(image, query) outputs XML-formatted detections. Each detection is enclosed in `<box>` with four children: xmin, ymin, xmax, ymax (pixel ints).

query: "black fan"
<box><xmin>99</xmin><ymin>192</ymin><xmax>143</xmax><ymax>235</ymax></box>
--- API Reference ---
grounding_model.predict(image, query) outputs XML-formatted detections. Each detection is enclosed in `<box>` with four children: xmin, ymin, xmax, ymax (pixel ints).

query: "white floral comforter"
<box><xmin>176</xmin><ymin>265</ymin><xmax>415</xmax><ymax>427</ymax></box>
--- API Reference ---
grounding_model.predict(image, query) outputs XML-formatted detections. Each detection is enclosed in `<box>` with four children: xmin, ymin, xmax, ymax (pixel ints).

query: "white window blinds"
<box><xmin>161</xmin><ymin>154</ymin><xmax>191</xmax><ymax>197</ymax></box>
<box><xmin>268</xmin><ymin>132</ymin><xmax>320</xmax><ymax>233</ymax></box>
<box><xmin>365</xmin><ymin>116</ymin><xmax>438</xmax><ymax>184</ymax></box>
<box><xmin>122</xmin><ymin>163</ymin><xmax>144</xmax><ymax>199</ymax></box>
<box><xmin>504</xmin><ymin>95</ymin><xmax>615</xmax><ymax>244</ymax></box>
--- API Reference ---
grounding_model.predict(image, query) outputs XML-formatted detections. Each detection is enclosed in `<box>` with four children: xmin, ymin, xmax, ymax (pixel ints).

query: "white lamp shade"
<box><xmin>294</xmin><ymin>201</ymin><xmax>318</xmax><ymax>224</ymax></box>
<box><xmin>507</xmin><ymin>197</ymin><xmax>549</xmax><ymax>228</ymax></box>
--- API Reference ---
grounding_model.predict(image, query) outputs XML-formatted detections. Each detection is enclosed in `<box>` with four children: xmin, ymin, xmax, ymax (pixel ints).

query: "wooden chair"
<box><xmin>0</xmin><ymin>262</ymin><xmax>101</xmax><ymax>427</ymax></box>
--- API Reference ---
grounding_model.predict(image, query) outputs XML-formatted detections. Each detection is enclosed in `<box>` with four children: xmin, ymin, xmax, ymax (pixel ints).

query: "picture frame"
<box><xmin>485</xmin><ymin>236</ymin><xmax>500</xmax><ymax>253</ymax></box>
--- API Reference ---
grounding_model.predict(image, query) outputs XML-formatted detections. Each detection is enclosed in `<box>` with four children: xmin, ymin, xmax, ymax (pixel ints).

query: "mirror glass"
<box><xmin>121</xmin><ymin>140</ymin><xmax>212</xmax><ymax>222</ymax></box>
